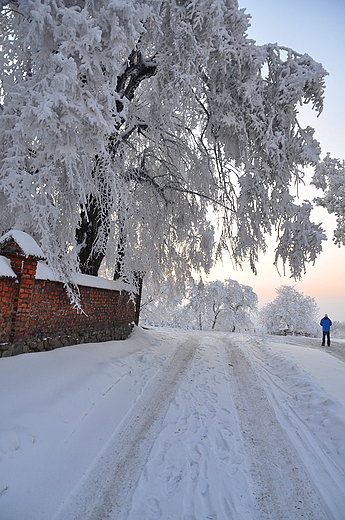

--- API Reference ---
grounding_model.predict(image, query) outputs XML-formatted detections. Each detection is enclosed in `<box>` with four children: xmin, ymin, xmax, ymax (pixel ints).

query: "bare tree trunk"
<box><xmin>76</xmin><ymin>196</ymin><xmax>108</xmax><ymax>276</ymax></box>
<box><xmin>75</xmin><ymin>48</ymin><xmax>156</xmax><ymax>277</ymax></box>
<box><xmin>134</xmin><ymin>273</ymin><xmax>144</xmax><ymax>326</ymax></box>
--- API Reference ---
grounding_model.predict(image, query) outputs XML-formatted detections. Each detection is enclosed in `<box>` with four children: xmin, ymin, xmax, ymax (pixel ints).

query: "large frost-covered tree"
<box><xmin>187</xmin><ymin>278</ymin><xmax>257</xmax><ymax>331</ymax></box>
<box><xmin>0</xmin><ymin>0</ymin><xmax>328</xmax><ymax>295</ymax></box>
<box><xmin>180</xmin><ymin>277</ymin><xmax>257</xmax><ymax>330</ymax></box>
<box><xmin>259</xmin><ymin>285</ymin><xmax>319</xmax><ymax>336</ymax></box>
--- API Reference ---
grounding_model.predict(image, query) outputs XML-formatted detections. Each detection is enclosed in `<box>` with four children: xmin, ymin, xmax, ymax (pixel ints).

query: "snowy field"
<box><xmin>1</xmin><ymin>328</ymin><xmax>345</xmax><ymax>520</ymax></box>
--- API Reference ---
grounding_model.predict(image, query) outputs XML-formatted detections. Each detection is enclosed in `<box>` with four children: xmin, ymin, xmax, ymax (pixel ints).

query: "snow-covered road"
<box><xmin>1</xmin><ymin>328</ymin><xmax>345</xmax><ymax>519</ymax></box>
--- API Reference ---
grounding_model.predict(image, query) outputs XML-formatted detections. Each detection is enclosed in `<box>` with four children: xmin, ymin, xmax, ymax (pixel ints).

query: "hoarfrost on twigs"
<box><xmin>0</xmin><ymin>0</ymin><xmax>331</xmax><ymax>298</ymax></box>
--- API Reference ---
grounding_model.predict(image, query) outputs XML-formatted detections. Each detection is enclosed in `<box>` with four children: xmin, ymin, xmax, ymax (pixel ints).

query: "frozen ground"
<box><xmin>1</xmin><ymin>328</ymin><xmax>345</xmax><ymax>519</ymax></box>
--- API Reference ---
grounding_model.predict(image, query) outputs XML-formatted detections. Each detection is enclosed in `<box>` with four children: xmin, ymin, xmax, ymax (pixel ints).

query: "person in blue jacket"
<box><xmin>320</xmin><ymin>314</ymin><xmax>332</xmax><ymax>347</ymax></box>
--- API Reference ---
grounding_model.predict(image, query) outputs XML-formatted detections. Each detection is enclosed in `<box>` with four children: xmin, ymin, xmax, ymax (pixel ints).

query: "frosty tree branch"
<box><xmin>0</xmin><ymin>0</ymin><xmax>333</xmax><ymax>298</ymax></box>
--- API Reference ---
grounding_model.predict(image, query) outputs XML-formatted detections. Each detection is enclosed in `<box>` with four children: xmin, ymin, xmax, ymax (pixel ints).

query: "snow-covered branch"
<box><xmin>0</xmin><ymin>0</ymin><xmax>331</xmax><ymax>296</ymax></box>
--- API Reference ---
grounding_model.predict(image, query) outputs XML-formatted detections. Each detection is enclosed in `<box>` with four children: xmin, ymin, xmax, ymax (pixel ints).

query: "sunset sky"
<box><xmin>209</xmin><ymin>0</ymin><xmax>345</xmax><ymax>321</ymax></box>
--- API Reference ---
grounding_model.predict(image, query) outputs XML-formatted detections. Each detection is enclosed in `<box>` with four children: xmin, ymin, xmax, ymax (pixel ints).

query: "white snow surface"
<box><xmin>0</xmin><ymin>256</ymin><xmax>15</xmax><ymax>278</ymax></box>
<box><xmin>35</xmin><ymin>261</ymin><xmax>129</xmax><ymax>292</ymax></box>
<box><xmin>1</xmin><ymin>328</ymin><xmax>345</xmax><ymax>520</ymax></box>
<box><xmin>0</xmin><ymin>230</ymin><xmax>45</xmax><ymax>259</ymax></box>
<box><xmin>0</xmin><ymin>231</ymin><xmax>129</xmax><ymax>292</ymax></box>
<box><xmin>0</xmin><ymin>257</ymin><xmax>130</xmax><ymax>291</ymax></box>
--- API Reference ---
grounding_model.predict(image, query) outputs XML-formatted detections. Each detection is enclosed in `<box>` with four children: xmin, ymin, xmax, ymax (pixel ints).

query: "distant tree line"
<box><xmin>140</xmin><ymin>277</ymin><xmax>257</xmax><ymax>332</ymax></box>
<box><xmin>141</xmin><ymin>279</ymin><xmax>345</xmax><ymax>340</ymax></box>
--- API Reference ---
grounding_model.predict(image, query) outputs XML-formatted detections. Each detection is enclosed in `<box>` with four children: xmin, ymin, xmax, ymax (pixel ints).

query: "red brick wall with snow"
<box><xmin>0</xmin><ymin>231</ymin><xmax>138</xmax><ymax>357</ymax></box>
<box><xmin>29</xmin><ymin>280</ymin><xmax>134</xmax><ymax>337</ymax></box>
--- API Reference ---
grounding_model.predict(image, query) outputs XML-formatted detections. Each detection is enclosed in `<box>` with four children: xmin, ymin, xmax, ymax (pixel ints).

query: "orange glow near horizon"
<box><xmin>208</xmin><ymin>237</ymin><xmax>345</xmax><ymax>322</ymax></box>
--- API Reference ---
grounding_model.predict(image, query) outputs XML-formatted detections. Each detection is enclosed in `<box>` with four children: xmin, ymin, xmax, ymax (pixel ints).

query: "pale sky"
<box><xmin>209</xmin><ymin>0</ymin><xmax>345</xmax><ymax>322</ymax></box>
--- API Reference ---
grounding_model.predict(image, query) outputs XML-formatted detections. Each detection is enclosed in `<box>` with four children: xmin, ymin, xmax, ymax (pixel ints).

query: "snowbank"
<box><xmin>1</xmin><ymin>330</ymin><xmax>344</xmax><ymax>519</ymax></box>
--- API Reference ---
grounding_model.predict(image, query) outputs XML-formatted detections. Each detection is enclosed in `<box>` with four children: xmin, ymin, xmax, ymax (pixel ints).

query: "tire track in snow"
<box><xmin>52</xmin><ymin>337</ymin><xmax>198</xmax><ymax>520</ymax></box>
<box><xmin>125</xmin><ymin>334</ymin><xmax>257</xmax><ymax>519</ymax></box>
<box><xmin>247</xmin><ymin>337</ymin><xmax>345</xmax><ymax>518</ymax></box>
<box><xmin>225</xmin><ymin>337</ymin><xmax>333</xmax><ymax>520</ymax></box>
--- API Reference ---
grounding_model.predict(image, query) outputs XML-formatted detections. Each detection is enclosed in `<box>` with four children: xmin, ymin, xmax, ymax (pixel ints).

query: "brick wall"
<box><xmin>0</xmin><ymin>276</ymin><xmax>16</xmax><ymax>343</ymax></box>
<box><xmin>0</xmin><ymin>233</ymin><xmax>139</xmax><ymax>357</ymax></box>
<box><xmin>28</xmin><ymin>280</ymin><xmax>135</xmax><ymax>339</ymax></box>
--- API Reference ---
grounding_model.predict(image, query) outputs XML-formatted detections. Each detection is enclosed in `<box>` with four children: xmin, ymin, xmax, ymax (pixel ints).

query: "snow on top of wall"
<box><xmin>0</xmin><ymin>256</ymin><xmax>16</xmax><ymax>278</ymax></box>
<box><xmin>0</xmin><ymin>230</ymin><xmax>45</xmax><ymax>259</ymax></box>
<box><xmin>35</xmin><ymin>261</ymin><xmax>56</xmax><ymax>281</ymax></box>
<box><xmin>75</xmin><ymin>273</ymin><xmax>129</xmax><ymax>292</ymax></box>
<box><xmin>36</xmin><ymin>261</ymin><xmax>130</xmax><ymax>292</ymax></box>
<box><xmin>0</xmin><ymin>230</ymin><xmax>134</xmax><ymax>293</ymax></box>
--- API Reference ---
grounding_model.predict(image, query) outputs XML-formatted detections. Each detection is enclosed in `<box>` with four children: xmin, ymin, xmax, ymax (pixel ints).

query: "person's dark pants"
<box><xmin>322</xmin><ymin>331</ymin><xmax>330</xmax><ymax>346</ymax></box>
